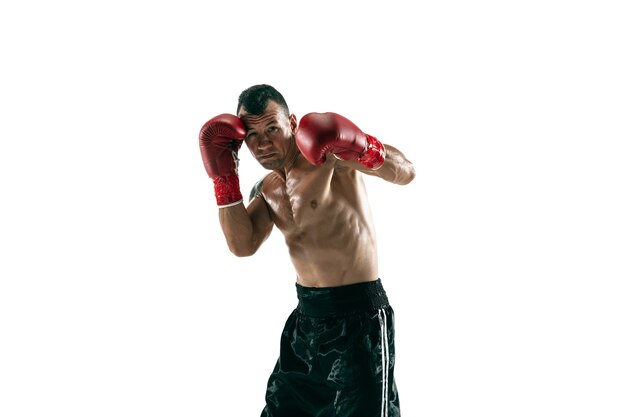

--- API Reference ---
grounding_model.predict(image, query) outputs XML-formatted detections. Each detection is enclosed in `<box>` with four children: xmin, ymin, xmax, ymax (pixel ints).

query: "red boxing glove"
<box><xmin>295</xmin><ymin>112</ymin><xmax>385</xmax><ymax>169</ymax></box>
<box><xmin>199</xmin><ymin>114</ymin><xmax>246</xmax><ymax>207</ymax></box>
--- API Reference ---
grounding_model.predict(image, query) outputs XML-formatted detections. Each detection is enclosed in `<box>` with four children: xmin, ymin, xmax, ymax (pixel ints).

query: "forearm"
<box><xmin>377</xmin><ymin>144</ymin><xmax>415</xmax><ymax>184</ymax></box>
<box><xmin>353</xmin><ymin>144</ymin><xmax>415</xmax><ymax>185</ymax></box>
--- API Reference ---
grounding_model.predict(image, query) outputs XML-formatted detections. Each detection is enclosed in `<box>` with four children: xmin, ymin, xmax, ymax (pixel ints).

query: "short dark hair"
<box><xmin>237</xmin><ymin>84</ymin><xmax>289</xmax><ymax>115</ymax></box>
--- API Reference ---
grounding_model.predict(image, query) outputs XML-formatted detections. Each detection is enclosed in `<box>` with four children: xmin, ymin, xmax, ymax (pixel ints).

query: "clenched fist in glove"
<box><xmin>295</xmin><ymin>112</ymin><xmax>386</xmax><ymax>169</ymax></box>
<box><xmin>199</xmin><ymin>114</ymin><xmax>246</xmax><ymax>207</ymax></box>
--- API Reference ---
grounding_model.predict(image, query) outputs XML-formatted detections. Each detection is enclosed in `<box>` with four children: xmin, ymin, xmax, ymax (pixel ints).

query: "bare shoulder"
<box><xmin>249</xmin><ymin>171</ymin><xmax>283</xmax><ymax>202</ymax></box>
<box><xmin>262</xmin><ymin>171</ymin><xmax>285</xmax><ymax>192</ymax></box>
<box><xmin>331</xmin><ymin>158</ymin><xmax>362</xmax><ymax>184</ymax></box>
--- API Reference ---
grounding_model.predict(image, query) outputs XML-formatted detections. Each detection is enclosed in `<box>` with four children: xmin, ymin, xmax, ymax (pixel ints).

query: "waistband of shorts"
<box><xmin>296</xmin><ymin>278</ymin><xmax>389</xmax><ymax>317</ymax></box>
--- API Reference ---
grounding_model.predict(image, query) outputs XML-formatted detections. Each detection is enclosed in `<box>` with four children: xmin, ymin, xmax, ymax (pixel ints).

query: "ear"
<box><xmin>289</xmin><ymin>114</ymin><xmax>298</xmax><ymax>134</ymax></box>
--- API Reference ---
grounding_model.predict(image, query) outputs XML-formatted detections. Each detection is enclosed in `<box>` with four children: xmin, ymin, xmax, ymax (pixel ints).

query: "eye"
<box><xmin>267</xmin><ymin>126</ymin><xmax>278</xmax><ymax>134</ymax></box>
<box><xmin>246</xmin><ymin>132</ymin><xmax>258</xmax><ymax>140</ymax></box>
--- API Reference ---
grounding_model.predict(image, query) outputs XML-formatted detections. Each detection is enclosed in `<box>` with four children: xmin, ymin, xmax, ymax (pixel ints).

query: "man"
<box><xmin>199</xmin><ymin>84</ymin><xmax>415</xmax><ymax>416</ymax></box>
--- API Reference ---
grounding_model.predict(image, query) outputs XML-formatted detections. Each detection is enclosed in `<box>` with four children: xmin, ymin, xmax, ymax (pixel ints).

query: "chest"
<box><xmin>263</xmin><ymin>165</ymin><xmax>340</xmax><ymax>231</ymax></box>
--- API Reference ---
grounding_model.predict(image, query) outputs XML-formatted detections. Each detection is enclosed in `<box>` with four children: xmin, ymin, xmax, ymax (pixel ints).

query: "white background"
<box><xmin>1</xmin><ymin>0</ymin><xmax>625</xmax><ymax>416</ymax></box>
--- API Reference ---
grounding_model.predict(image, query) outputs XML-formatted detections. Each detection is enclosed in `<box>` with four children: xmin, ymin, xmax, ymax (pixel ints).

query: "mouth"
<box><xmin>257</xmin><ymin>153</ymin><xmax>275</xmax><ymax>160</ymax></box>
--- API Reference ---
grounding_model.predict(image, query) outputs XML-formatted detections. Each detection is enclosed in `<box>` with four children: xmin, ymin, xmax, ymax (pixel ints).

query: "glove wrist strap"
<box><xmin>213</xmin><ymin>175</ymin><xmax>243</xmax><ymax>208</ymax></box>
<box><xmin>357</xmin><ymin>134</ymin><xmax>386</xmax><ymax>170</ymax></box>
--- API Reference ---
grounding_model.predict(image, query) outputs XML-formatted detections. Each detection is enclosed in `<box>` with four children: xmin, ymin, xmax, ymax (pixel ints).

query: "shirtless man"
<box><xmin>199</xmin><ymin>84</ymin><xmax>415</xmax><ymax>416</ymax></box>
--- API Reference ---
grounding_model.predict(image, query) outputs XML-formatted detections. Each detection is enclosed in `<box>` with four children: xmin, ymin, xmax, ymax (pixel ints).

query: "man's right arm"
<box><xmin>199</xmin><ymin>113</ymin><xmax>273</xmax><ymax>256</ymax></box>
<box><xmin>218</xmin><ymin>196</ymin><xmax>273</xmax><ymax>257</ymax></box>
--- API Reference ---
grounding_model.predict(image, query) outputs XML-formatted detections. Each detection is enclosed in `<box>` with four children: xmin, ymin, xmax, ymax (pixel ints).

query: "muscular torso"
<box><xmin>260</xmin><ymin>154</ymin><xmax>378</xmax><ymax>287</ymax></box>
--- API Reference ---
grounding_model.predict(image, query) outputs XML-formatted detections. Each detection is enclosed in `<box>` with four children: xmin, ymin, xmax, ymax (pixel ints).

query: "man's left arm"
<box><xmin>335</xmin><ymin>143</ymin><xmax>415</xmax><ymax>185</ymax></box>
<box><xmin>295</xmin><ymin>112</ymin><xmax>415</xmax><ymax>185</ymax></box>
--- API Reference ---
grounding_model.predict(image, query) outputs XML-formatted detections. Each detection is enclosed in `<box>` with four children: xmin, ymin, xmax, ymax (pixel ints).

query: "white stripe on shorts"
<box><xmin>378</xmin><ymin>308</ymin><xmax>390</xmax><ymax>417</ymax></box>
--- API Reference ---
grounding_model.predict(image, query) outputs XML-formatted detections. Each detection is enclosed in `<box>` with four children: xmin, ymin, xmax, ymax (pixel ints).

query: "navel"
<box><xmin>310</xmin><ymin>200</ymin><xmax>318</xmax><ymax>209</ymax></box>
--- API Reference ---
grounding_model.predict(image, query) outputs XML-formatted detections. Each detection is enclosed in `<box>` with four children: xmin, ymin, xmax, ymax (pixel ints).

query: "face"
<box><xmin>238</xmin><ymin>100</ymin><xmax>298</xmax><ymax>170</ymax></box>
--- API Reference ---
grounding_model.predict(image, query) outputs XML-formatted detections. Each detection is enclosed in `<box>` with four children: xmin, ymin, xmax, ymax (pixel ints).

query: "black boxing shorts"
<box><xmin>260</xmin><ymin>279</ymin><xmax>400</xmax><ymax>417</ymax></box>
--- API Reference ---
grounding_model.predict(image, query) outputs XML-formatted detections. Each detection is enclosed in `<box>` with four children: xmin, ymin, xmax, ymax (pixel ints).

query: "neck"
<box><xmin>280</xmin><ymin>139</ymin><xmax>301</xmax><ymax>173</ymax></box>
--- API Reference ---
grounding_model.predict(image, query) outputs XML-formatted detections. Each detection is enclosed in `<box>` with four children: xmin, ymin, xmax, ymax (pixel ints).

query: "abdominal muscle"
<box><xmin>288</xmin><ymin>234</ymin><xmax>379</xmax><ymax>287</ymax></box>
<box><xmin>264</xmin><ymin>161</ymin><xmax>379</xmax><ymax>288</ymax></box>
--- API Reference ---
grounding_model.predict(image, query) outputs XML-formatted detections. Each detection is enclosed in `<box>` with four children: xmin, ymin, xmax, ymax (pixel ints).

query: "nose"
<box><xmin>257</xmin><ymin>133</ymin><xmax>272</xmax><ymax>151</ymax></box>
